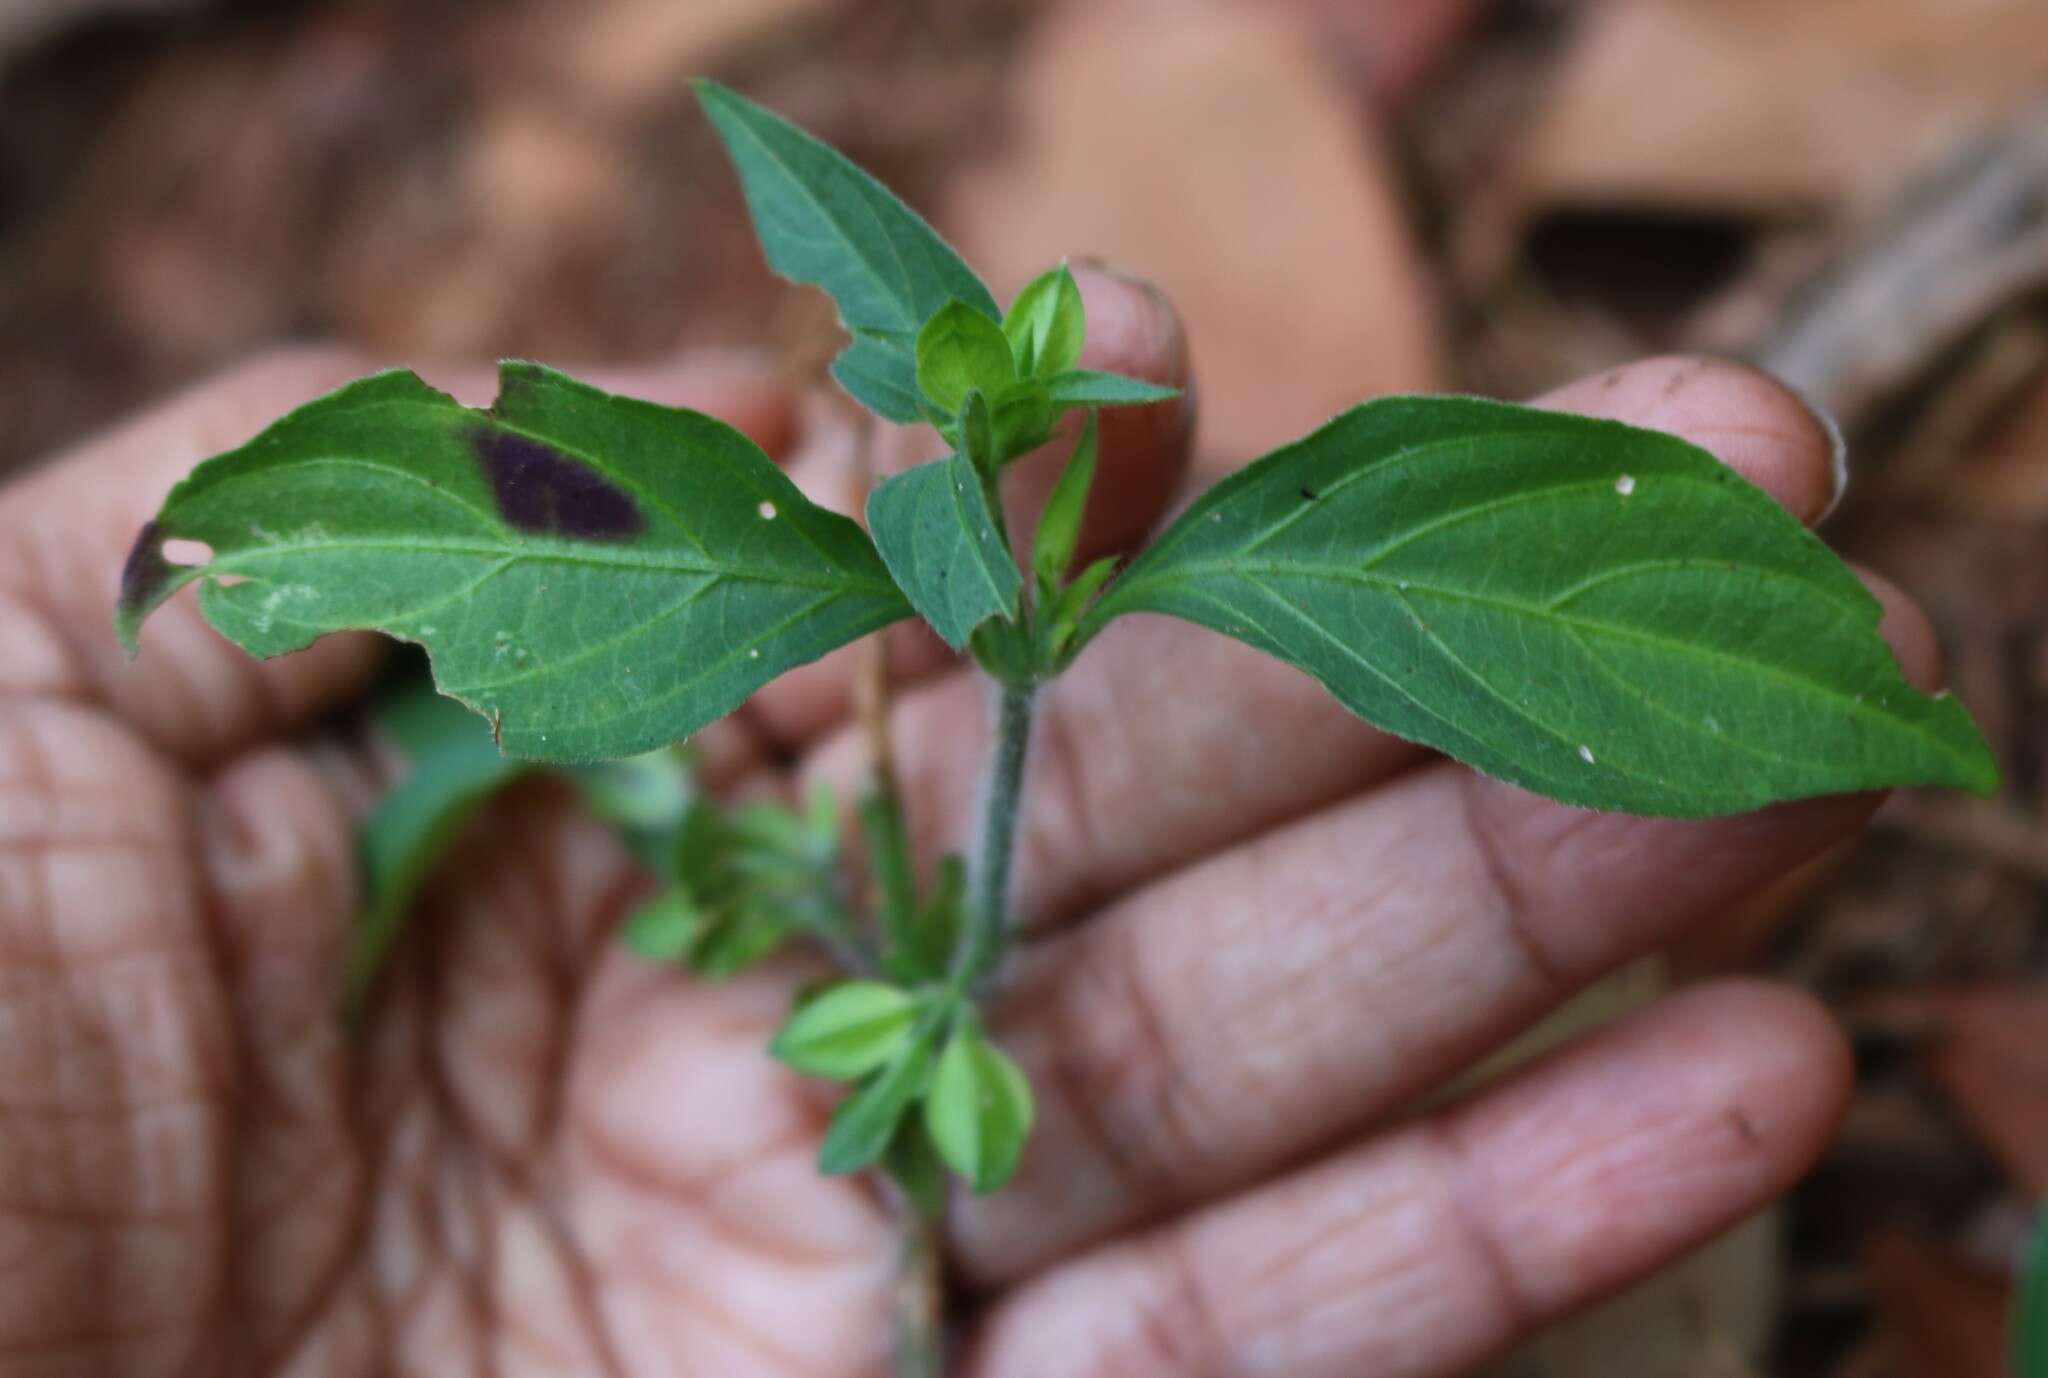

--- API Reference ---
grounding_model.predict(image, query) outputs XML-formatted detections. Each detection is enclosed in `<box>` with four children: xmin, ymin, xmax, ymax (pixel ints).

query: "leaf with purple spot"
<box><xmin>118</xmin><ymin>362</ymin><xmax>911</xmax><ymax>761</ymax></box>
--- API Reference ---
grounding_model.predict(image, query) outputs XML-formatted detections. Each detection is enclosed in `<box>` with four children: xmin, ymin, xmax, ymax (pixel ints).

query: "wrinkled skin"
<box><xmin>0</xmin><ymin>270</ymin><xmax>1921</xmax><ymax>1376</ymax></box>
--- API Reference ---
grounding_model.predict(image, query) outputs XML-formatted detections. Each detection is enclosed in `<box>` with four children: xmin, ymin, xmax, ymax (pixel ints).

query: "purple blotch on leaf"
<box><xmin>469</xmin><ymin>427</ymin><xmax>645</xmax><ymax>541</ymax></box>
<box><xmin>118</xmin><ymin>520</ymin><xmax>175</xmax><ymax>621</ymax></box>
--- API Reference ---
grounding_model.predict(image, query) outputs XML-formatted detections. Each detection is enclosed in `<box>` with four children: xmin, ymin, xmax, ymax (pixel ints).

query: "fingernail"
<box><xmin>1071</xmin><ymin>256</ymin><xmax>1166</xmax><ymax>304</ymax></box>
<box><xmin>1792</xmin><ymin>386</ymin><xmax>1850</xmax><ymax>521</ymax></box>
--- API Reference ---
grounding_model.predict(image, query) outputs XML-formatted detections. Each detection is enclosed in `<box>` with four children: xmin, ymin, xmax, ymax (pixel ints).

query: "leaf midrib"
<box><xmin>252</xmin><ymin>407</ymin><xmax>864</xmax><ymax>576</ymax></box>
<box><xmin>208</xmin><ymin>536</ymin><xmax>900</xmax><ymax>597</ymax></box>
<box><xmin>1137</xmin><ymin>561</ymin><xmax>1968</xmax><ymax>767</ymax></box>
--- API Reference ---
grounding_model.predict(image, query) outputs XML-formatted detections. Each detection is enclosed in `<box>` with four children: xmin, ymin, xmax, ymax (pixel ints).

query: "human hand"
<box><xmin>0</xmin><ymin>271</ymin><xmax>1903</xmax><ymax>1376</ymax></box>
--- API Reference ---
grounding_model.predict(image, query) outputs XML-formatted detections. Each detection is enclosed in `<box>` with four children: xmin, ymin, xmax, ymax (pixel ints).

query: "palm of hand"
<box><xmin>0</xmin><ymin>330</ymin><xmax>1894</xmax><ymax>1378</ymax></box>
<box><xmin>7</xmin><ymin>703</ymin><xmax>891</xmax><ymax>1373</ymax></box>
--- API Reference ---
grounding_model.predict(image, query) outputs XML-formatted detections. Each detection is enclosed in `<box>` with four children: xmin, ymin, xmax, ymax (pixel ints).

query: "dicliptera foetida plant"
<box><xmin>115</xmin><ymin>78</ymin><xmax>1998</xmax><ymax>1378</ymax></box>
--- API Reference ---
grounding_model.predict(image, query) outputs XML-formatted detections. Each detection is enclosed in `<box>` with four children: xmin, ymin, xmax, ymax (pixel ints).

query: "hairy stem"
<box><xmin>953</xmin><ymin>679</ymin><xmax>1036</xmax><ymax>985</ymax></box>
<box><xmin>893</xmin><ymin>1191</ymin><xmax>947</xmax><ymax>1378</ymax></box>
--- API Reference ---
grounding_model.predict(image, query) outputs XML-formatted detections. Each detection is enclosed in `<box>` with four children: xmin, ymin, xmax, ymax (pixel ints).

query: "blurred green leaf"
<box><xmin>925</xmin><ymin>1023</ymin><xmax>1034</xmax><ymax>1193</ymax></box>
<box><xmin>625</xmin><ymin>788</ymin><xmax>854</xmax><ymax>980</ymax></box>
<box><xmin>820</xmin><ymin>1034</ymin><xmax>937</xmax><ymax>1176</ymax></box>
<box><xmin>771</xmin><ymin>981</ymin><xmax>919</xmax><ymax>1080</ymax></box>
<box><xmin>1032</xmin><ymin>412</ymin><xmax>1098</xmax><ymax>585</ymax></box>
<box><xmin>620</xmin><ymin>886</ymin><xmax>702</xmax><ymax>962</ymax></box>
<box><xmin>351</xmin><ymin>676</ymin><xmax>528</xmax><ymax>1011</ymax></box>
<box><xmin>883</xmin><ymin>1119</ymin><xmax>947</xmax><ymax>1222</ymax></box>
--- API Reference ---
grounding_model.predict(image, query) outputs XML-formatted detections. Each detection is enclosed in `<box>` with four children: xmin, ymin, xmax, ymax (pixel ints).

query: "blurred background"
<box><xmin>1</xmin><ymin>0</ymin><xmax>2044</xmax><ymax>1372</ymax></box>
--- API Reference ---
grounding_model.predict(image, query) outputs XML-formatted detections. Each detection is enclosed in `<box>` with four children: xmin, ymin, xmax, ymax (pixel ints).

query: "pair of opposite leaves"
<box><xmin>116</xmin><ymin>81</ymin><xmax>1996</xmax><ymax>819</ymax></box>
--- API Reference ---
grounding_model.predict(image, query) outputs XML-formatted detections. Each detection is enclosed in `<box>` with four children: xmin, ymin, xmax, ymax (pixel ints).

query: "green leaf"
<box><xmin>690</xmin><ymin>900</ymin><xmax>793</xmax><ymax>977</ymax></box>
<box><xmin>857</xmin><ymin>784</ymin><xmax>918</xmax><ymax>961</ymax></box>
<box><xmin>889</xmin><ymin>854</ymin><xmax>965</xmax><ymax>983</ymax></box>
<box><xmin>118</xmin><ymin>363</ymin><xmax>912</xmax><ymax>762</ymax></box>
<box><xmin>819</xmin><ymin>1036</ymin><xmax>937</xmax><ymax>1176</ymax></box>
<box><xmin>866</xmin><ymin>395</ymin><xmax>1022</xmax><ymax>649</ymax></box>
<box><xmin>1079</xmin><ymin>395</ymin><xmax>1997</xmax><ymax>818</ymax></box>
<box><xmin>1004</xmin><ymin>263</ymin><xmax>1085</xmax><ymax>379</ymax></box>
<box><xmin>989</xmin><ymin>384</ymin><xmax>1056</xmax><ymax>462</ymax></box>
<box><xmin>621</xmin><ymin>887</ymin><xmax>703</xmax><ymax>962</ymax></box>
<box><xmin>351</xmin><ymin>674</ymin><xmax>529</xmax><ymax>1010</ymax></box>
<box><xmin>771</xmin><ymin>981</ymin><xmax>919</xmax><ymax>1080</ymax></box>
<box><xmin>883</xmin><ymin>1120</ymin><xmax>948</xmax><ymax>1222</ymax></box>
<box><xmin>1044</xmin><ymin>370</ymin><xmax>1181</xmax><ymax>410</ymax></box>
<box><xmin>917</xmin><ymin>301</ymin><xmax>1017</xmax><ymax>417</ymax></box>
<box><xmin>1032</xmin><ymin>412</ymin><xmax>1098</xmax><ymax>584</ymax></box>
<box><xmin>571</xmin><ymin>746</ymin><xmax>696</xmax><ymax>876</ymax></box>
<box><xmin>695</xmin><ymin>80</ymin><xmax>1000</xmax><ymax>423</ymax></box>
<box><xmin>568</xmin><ymin>747</ymin><xmax>692</xmax><ymax>832</ymax></box>
<box><xmin>630</xmin><ymin>787</ymin><xmax>855</xmax><ymax>978</ymax></box>
<box><xmin>2015</xmin><ymin>1208</ymin><xmax>2048</xmax><ymax>1378</ymax></box>
<box><xmin>1043</xmin><ymin>554</ymin><xmax>1121</xmax><ymax>665</ymax></box>
<box><xmin>924</xmin><ymin>1025</ymin><xmax>1035</xmax><ymax>1193</ymax></box>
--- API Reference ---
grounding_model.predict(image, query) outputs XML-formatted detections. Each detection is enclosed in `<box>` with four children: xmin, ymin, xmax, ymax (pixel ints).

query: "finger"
<box><xmin>195</xmin><ymin>748</ymin><xmax>366</xmax><ymax>1355</ymax></box>
<box><xmin>739</xmin><ymin>265</ymin><xmax>1196</xmax><ymax>752</ymax></box>
<box><xmin>0</xmin><ymin>699</ymin><xmax>232</xmax><ymax>1364</ymax></box>
<box><xmin>801</xmin><ymin>355</ymin><xmax>1842</xmax><ymax>929</ymax></box>
<box><xmin>951</xmin><ymin>555</ymin><xmax>1928</xmax><ymax>1278</ymax></box>
<box><xmin>965</xmin><ymin>982</ymin><xmax>1849</xmax><ymax>1378</ymax></box>
<box><xmin>0</xmin><ymin>347</ymin><xmax>798</xmax><ymax>766</ymax></box>
<box><xmin>1543</xmin><ymin>355</ymin><xmax>1844</xmax><ymax>525</ymax></box>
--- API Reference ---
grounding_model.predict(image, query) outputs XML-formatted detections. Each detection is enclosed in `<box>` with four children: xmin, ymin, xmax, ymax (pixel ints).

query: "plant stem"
<box><xmin>893</xmin><ymin>1190</ymin><xmax>946</xmax><ymax>1378</ymax></box>
<box><xmin>952</xmin><ymin>679</ymin><xmax>1036</xmax><ymax>986</ymax></box>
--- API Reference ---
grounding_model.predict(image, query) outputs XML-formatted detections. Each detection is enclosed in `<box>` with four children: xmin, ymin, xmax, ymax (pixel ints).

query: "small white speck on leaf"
<box><xmin>758</xmin><ymin>501</ymin><xmax>778</xmax><ymax>519</ymax></box>
<box><xmin>748</xmin><ymin>648</ymin><xmax>761</xmax><ymax>659</ymax></box>
<box><xmin>1615</xmin><ymin>474</ymin><xmax>1636</xmax><ymax>496</ymax></box>
<box><xmin>1703</xmin><ymin>714</ymin><xmax>1721</xmax><ymax>733</ymax></box>
<box><xmin>1578</xmin><ymin>744</ymin><xmax>1596</xmax><ymax>764</ymax></box>
<box><xmin>1397</xmin><ymin>579</ymin><xmax>1411</xmax><ymax>591</ymax></box>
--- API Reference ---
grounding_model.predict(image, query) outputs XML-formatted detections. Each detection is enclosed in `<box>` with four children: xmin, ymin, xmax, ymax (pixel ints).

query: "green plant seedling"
<box><xmin>116</xmin><ymin>78</ymin><xmax>1998</xmax><ymax>1377</ymax></box>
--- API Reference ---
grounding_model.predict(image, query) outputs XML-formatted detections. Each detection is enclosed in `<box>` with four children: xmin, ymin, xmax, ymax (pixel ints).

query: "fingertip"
<box><xmin>1540</xmin><ymin>355</ymin><xmax>1840</xmax><ymax>525</ymax></box>
<box><xmin>1455</xmin><ymin>977</ymin><xmax>1853</xmax><ymax>1322</ymax></box>
<box><xmin>1855</xmin><ymin>566</ymin><xmax>1944</xmax><ymax>692</ymax></box>
<box><xmin>1071</xmin><ymin>263</ymin><xmax>1189</xmax><ymax>390</ymax></box>
<box><xmin>1655</xmin><ymin>979</ymin><xmax>1855</xmax><ymax>1177</ymax></box>
<box><xmin>1047</xmin><ymin>263</ymin><xmax>1197</xmax><ymax>556</ymax></box>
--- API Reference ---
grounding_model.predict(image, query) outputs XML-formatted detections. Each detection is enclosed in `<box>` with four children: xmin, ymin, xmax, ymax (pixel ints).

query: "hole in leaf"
<box><xmin>161</xmin><ymin>538</ymin><xmax>214</xmax><ymax>566</ymax></box>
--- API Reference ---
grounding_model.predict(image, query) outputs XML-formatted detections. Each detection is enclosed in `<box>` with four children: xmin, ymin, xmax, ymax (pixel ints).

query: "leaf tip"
<box><xmin>1955</xmin><ymin>732</ymin><xmax>2003</xmax><ymax>798</ymax></box>
<box><xmin>115</xmin><ymin>519</ymin><xmax>197</xmax><ymax>655</ymax></box>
